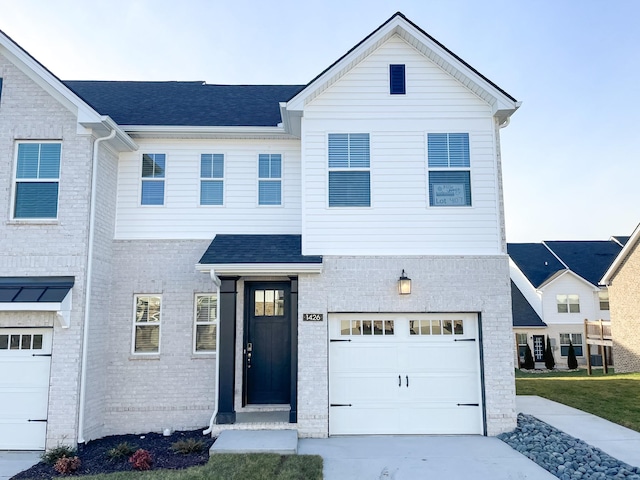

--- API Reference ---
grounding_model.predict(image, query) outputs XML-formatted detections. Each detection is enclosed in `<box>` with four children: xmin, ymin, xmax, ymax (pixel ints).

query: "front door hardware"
<box><xmin>330</xmin><ymin>339</ymin><xmax>352</xmax><ymax>342</ymax></box>
<box><xmin>457</xmin><ymin>403</ymin><xmax>480</xmax><ymax>407</ymax></box>
<box><xmin>330</xmin><ymin>403</ymin><xmax>352</xmax><ymax>407</ymax></box>
<box><xmin>454</xmin><ymin>338</ymin><xmax>476</xmax><ymax>342</ymax></box>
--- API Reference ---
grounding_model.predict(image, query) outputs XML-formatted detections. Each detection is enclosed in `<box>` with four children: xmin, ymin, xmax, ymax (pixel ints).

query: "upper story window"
<box><xmin>427</xmin><ymin>133</ymin><xmax>471</xmax><ymax>207</ymax></box>
<box><xmin>13</xmin><ymin>142</ymin><xmax>61</xmax><ymax>219</ymax></box>
<box><xmin>328</xmin><ymin>133</ymin><xmax>370</xmax><ymax>207</ymax></box>
<box><xmin>389</xmin><ymin>64</ymin><xmax>406</xmax><ymax>94</ymax></box>
<box><xmin>598</xmin><ymin>291</ymin><xmax>609</xmax><ymax>311</ymax></box>
<box><xmin>133</xmin><ymin>295</ymin><xmax>161</xmax><ymax>354</ymax></box>
<box><xmin>557</xmin><ymin>294</ymin><xmax>580</xmax><ymax>313</ymax></box>
<box><xmin>141</xmin><ymin>153</ymin><xmax>165</xmax><ymax>205</ymax></box>
<box><xmin>200</xmin><ymin>154</ymin><xmax>224</xmax><ymax>205</ymax></box>
<box><xmin>258</xmin><ymin>154</ymin><xmax>282</xmax><ymax>205</ymax></box>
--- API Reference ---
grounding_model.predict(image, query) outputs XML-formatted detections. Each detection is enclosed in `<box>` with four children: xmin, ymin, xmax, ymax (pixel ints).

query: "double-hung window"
<box><xmin>194</xmin><ymin>294</ymin><xmax>217</xmax><ymax>353</ymax></box>
<box><xmin>427</xmin><ymin>133</ymin><xmax>471</xmax><ymax>207</ymax></box>
<box><xmin>328</xmin><ymin>133</ymin><xmax>370</xmax><ymax>207</ymax></box>
<box><xmin>200</xmin><ymin>154</ymin><xmax>224</xmax><ymax>205</ymax></box>
<box><xmin>133</xmin><ymin>295</ymin><xmax>161</xmax><ymax>354</ymax></box>
<box><xmin>258</xmin><ymin>154</ymin><xmax>282</xmax><ymax>205</ymax></box>
<box><xmin>14</xmin><ymin>142</ymin><xmax>61</xmax><ymax>219</ymax></box>
<box><xmin>560</xmin><ymin>333</ymin><xmax>583</xmax><ymax>356</ymax></box>
<box><xmin>598</xmin><ymin>290</ymin><xmax>610</xmax><ymax>311</ymax></box>
<box><xmin>556</xmin><ymin>294</ymin><xmax>580</xmax><ymax>313</ymax></box>
<box><xmin>516</xmin><ymin>333</ymin><xmax>528</xmax><ymax>358</ymax></box>
<box><xmin>141</xmin><ymin>153</ymin><xmax>165</xmax><ymax>205</ymax></box>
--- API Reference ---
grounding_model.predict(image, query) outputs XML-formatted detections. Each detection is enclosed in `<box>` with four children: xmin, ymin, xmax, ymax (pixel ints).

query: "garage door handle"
<box><xmin>28</xmin><ymin>419</ymin><xmax>48</xmax><ymax>422</ymax></box>
<box><xmin>398</xmin><ymin>375</ymin><xmax>401</xmax><ymax>387</ymax></box>
<box><xmin>32</xmin><ymin>353</ymin><xmax>52</xmax><ymax>357</ymax></box>
<box><xmin>454</xmin><ymin>338</ymin><xmax>476</xmax><ymax>342</ymax></box>
<box><xmin>330</xmin><ymin>339</ymin><xmax>351</xmax><ymax>342</ymax></box>
<box><xmin>406</xmin><ymin>375</ymin><xmax>409</xmax><ymax>387</ymax></box>
<box><xmin>457</xmin><ymin>403</ymin><xmax>479</xmax><ymax>407</ymax></box>
<box><xmin>330</xmin><ymin>404</ymin><xmax>352</xmax><ymax>407</ymax></box>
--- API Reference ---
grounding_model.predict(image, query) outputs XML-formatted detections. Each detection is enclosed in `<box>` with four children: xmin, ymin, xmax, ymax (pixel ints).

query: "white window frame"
<box><xmin>257</xmin><ymin>153</ymin><xmax>283</xmax><ymax>206</ymax></box>
<box><xmin>426</xmin><ymin>132</ymin><xmax>472</xmax><ymax>208</ymax></box>
<box><xmin>598</xmin><ymin>290</ymin><xmax>610</xmax><ymax>311</ymax></box>
<box><xmin>200</xmin><ymin>153</ymin><xmax>225</xmax><ymax>206</ymax></box>
<box><xmin>516</xmin><ymin>333</ymin><xmax>528</xmax><ymax>357</ymax></box>
<box><xmin>559</xmin><ymin>333</ymin><xmax>583</xmax><ymax>357</ymax></box>
<box><xmin>140</xmin><ymin>153</ymin><xmax>166</xmax><ymax>206</ymax></box>
<box><xmin>556</xmin><ymin>294</ymin><xmax>580</xmax><ymax>313</ymax></box>
<box><xmin>193</xmin><ymin>293</ymin><xmax>218</xmax><ymax>354</ymax></box>
<box><xmin>132</xmin><ymin>294</ymin><xmax>162</xmax><ymax>355</ymax></box>
<box><xmin>327</xmin><ymin>133</ymin><xmax>371</xmax><ymax>208</ymax></box>
<box><xmin>12</xmin><ymin>141</ymin><xmax>62</xmax><ymax>220</ymax></box>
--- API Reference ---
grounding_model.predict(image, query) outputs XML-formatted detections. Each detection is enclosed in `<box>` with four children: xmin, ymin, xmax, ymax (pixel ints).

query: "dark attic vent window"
<box><xmin>389</xmin><ymin>64</ymin><xmax>405</xmax><ymax>95</ymax></box>
<box><xmin>0</xmin><ymin>78</ymin><xmax>3</xmax><ymax>104</ymax></box>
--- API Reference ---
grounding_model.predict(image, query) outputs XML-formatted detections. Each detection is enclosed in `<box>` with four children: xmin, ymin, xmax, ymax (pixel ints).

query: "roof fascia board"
<box><xmin>286</xmin><ymin>13</ymin><xmax>518</xmax><ymax>119</ymax></box>
<box><xmin>538</xmin><ymin>269</ymin><xmax>600</xmax><ymax>292</ymax></box>
<box><xmin>196</xmin><ymin>263</ymin><xmax>323</xmax><ymax>275</ymax></box>
<box><xmin>509</xmin><ymin>259</ymin><xmax>543</xmax><ymax>317</ymax></box>
<box><xmin>123</xmin><ymin>125</ymin><xmax>296</xmax><ymax>140</ymax></box>
<box><xmin>0</xmin><ymin>30</ymin><xmax>103</xmax><ymax>124</ymax></box>
<box><xmin>601</xmin><ymin>222</ymin><xmax>640</xmax><ymax>284</ymax></box>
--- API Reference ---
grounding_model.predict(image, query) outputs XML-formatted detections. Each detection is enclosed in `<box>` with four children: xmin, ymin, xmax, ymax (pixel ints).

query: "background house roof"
<box><xmin>543</xmin><ymin>241</ymin><xmax>622</xmax><ymax>286</ymax></box>
<box><xmin>507</xmin><ymin>243</ymin><xmax>565</xmax><ymax>288</ymax></box>
<box><xmin>611</xmin><ymin>236</ymin><xmax>630</xmax><ymax>246</ymax></box>
<box><xmin>63</xmin><ymin>81</ymin><xmax>305</xmax><ymax>127</ymax></box>
<box><xmin>510</xmin><ymin>281</ymin><xmax>546</xmax><ymax>327</ymax></box>
<box><xmin>199</xmin><ymin>235</ymin><xmax>322</xmax><ymax>265</ymax></box>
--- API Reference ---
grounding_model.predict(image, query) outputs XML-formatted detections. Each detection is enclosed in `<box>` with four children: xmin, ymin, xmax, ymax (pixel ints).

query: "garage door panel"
<box><xmin>330</xmin><ymin>406</ymin><xmax>401</xmax><ymax>435</ymax></box>
<box><xmin>0</xmin><ymin>419</ymin><xmax>47</xmax><ymax>450</ymax></box>
<box><xmin>331</xmin><ymin>373</ymin><xmax>400</xmax><ymax>404</ymax></box>
<box><xmin>399</xmin><ymin>404</ymin><xmax>482</xmax><ymax>435</ymax></box>
<box><xmin>406</xmin><ymin>373</ymin><xmax>480</xmax><ymax>402</ymax></box>
<box><xmin>331</xmin><ymin>343</ymin><xmax>398</xmax><ymax>373</ymax></box>
<box><xmin>404</xmin><ymin>343</ymin><xmax>478</xmax><ymax>369</ymax></box>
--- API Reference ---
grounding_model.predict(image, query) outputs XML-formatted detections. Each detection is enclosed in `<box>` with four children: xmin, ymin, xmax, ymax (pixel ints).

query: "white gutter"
<box><xmin>202</xmin><ymin>270</ymin><xmax>221</xmax><ymax>435</ymax></box>
<box><xmin>77</xmin><ymin>128</ymin><xmax>116</xmax><ymax>444</ymax></box>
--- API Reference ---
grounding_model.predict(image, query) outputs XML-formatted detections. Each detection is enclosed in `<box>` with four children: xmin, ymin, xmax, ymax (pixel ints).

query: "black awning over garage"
<box><xmin>0</xmin><ymin>277</ymin><xmax>75</xmax><ymax>303</ymax></box>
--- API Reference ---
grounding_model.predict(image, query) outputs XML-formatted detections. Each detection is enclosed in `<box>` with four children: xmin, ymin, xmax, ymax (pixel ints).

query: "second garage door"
<box><xmin>329</xmin><ymin>313</ymin><xmax>483</xmax><ymax>435</ymax></box>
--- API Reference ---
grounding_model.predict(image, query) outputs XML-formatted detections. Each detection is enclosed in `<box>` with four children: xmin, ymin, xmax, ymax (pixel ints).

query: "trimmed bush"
<box><xmin>544</xmin><ymin>336</ymin><xmax>555</xmax><ymax>370</ymax></box>
<box><xmin>523</xmin><ymin>344</ymin><xmax>535</xmax><ymax>370</ymax></box>
<box><xmin>41</xmin><ymin>445</ymin><xmax>77</xmax><ymax>465</ymax></box>
<box><xmin>171</xmin><ymin>438</ymin><xmax>205</xmax><ymax>454</ymax></box>
<box><xmin>567</xmin><ymin>341</ymin><xmax>578</xmax><ymax>370</ymax></box>
<box><xmin>107</xmin><ymin>441</ymin><xmax>137</xmax><ymax>460</ymax></box>
<box><xmin>53</xmin><ymin>456</ymin><xmax>81</xmax><ymax>475</ymax></box>
<box><xmin>129</xmin><ymin>449</ymin><xmax>153</xmax><ymax>470</ymax></box>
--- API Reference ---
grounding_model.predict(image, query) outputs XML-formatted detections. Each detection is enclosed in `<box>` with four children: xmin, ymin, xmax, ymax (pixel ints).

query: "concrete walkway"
<box><xmin>298</xmin><ymin>435</ymin><xmax>556</xmax><ymax>479</ymax></box>
<box><xmin>517</xmin><ymin>395</ymin><xmax>640</xmax><ymax>468</ymax></box>
<box><xmin>0</xmin><ymin>451</ymin><xmax>41</xmax><ymax>480</ymax></box>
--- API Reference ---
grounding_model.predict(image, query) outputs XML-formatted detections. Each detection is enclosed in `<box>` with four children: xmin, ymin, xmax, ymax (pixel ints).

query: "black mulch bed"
<box><xmin>13</xmin><ymin>429</ymin><xmax>215</xmax><ymax>479</ymax></box>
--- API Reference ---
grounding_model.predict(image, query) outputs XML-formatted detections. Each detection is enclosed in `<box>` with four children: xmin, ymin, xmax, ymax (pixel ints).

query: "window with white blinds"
<box><xmin>427</xmin><ymin>133</ymin><xmax>471</xmax><ymax>207</ymax></box>
<box><xmin>258</xmin><ymin>154</ymin><xmax>282</xmax><ymax>205</ymax></box>
<box><xmin>194</xmin><ymin>294</ymin><xmax>217</xmax><ymax>353</ymax></box>
<box><xmin>200</xmin><ymin>154</ymin><xmax>224</xmax><ymax>205</ymax></box>
<box><xmin>141</xmin><ymin>153</ymin><xmax>165</xmax><ymax>205</ymax></box>
<box><xmin>328</xmin><ymin>133</ymin><xmax>370</xmax><ymax>207</ymax></box>
<box><xmin>13</xmin><ymin>142</ymin><xmax>61</xmax><ymax>219</ymax></box>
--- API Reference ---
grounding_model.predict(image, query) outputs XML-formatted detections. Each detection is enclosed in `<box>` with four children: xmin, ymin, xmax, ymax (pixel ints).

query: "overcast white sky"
<box><xmin>1</xmin><ymin>0</ymin><xmax>638</xmax><ymax>242</ymax></box>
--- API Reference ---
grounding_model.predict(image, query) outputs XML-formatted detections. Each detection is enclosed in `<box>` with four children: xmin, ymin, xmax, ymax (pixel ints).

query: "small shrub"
<box><xmin>544</xmin><ymin>336</ymin><xmax>555</xmax><ymax>370</ymax></box>
<box><xmin>107</xmin><ymin>441</ymin><xmax>137</xmax><ymax>460</ymax></box>
<box><xmin>129</xmin><ymin>449</ymin><xmax>153</xmax><ymax>470</ymax></box>
<box><xmin>522</xmin><ymin>344</ymin><xmax>535</xmax><ymax>370</ymax></box>
<box><xmin>41</xmin><ymin>445</ymin><xmax>77</xmax><ymax>465</ymax></box>
<box><xmin>53</xmin><ymin>456</ymin><xmax>81</xmax><ymax>474</ymax></box>
<box><xmin>171</xmin><ymin>438</ymin><xmax>205</xmax><ymax>454</ymax></box>
<box><xmin>567</xmin><ymin>341</ymin><xmax>578</xmax><ymax>370</ymax></box>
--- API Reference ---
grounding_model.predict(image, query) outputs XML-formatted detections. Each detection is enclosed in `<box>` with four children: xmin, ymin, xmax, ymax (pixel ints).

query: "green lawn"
<box><xmin>64</xmin><ymin>454</ymin><xmax>323</xmax><ymax>480</ymax></box>
<box><xmin>516</xmin><ymin>368</ymin><xmax>640</xmax><ymax>432</ymax></box>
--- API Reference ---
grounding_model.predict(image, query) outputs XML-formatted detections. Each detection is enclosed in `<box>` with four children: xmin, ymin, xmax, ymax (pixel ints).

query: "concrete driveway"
<box><xmin>298</xmin><ymin>435</ymin><xmax>556</xmax><ymax>480</ymax></box>
<box><xmin>0</xmin><ymin>451</ymin><xmax>41</xmax><ymax>480</ymax></box>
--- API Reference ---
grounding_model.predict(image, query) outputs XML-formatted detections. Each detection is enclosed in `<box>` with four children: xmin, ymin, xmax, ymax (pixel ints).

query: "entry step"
<box><xmin>210</xmin><ymin>429</ymin><xmax>298</xmax><ymax>455</ymax></box>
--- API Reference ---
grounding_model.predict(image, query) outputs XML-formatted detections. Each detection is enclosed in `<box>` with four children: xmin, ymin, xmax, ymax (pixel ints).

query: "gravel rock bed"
<box><xmin>499</xmin><ymin>414</ymin><xmax>640</xmax><ymax>479</ymax></box>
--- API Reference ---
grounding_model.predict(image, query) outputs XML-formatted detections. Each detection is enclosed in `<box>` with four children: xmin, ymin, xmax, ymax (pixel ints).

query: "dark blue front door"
<box><xmin>245</xmin><ymin>282</ymin><xmax>291</xmax><ymax>404</ymax></box>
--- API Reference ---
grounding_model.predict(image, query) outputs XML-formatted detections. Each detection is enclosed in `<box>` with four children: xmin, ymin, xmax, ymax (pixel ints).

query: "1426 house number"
<box><xmin>303</xmin><ymin>313</ymin><xmax>324</xmax><ymax>322</ymax></box>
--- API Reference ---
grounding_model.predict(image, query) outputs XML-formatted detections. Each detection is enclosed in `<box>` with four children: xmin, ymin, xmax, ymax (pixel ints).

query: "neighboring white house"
<box><xmin>509</xmin><ymin>240</ymin><xmax>623</xmax><ymax>367</ymax></box>
<box><xmin>0</xmin><ymin>12</ymin><xmax>520</xmax><ymax>450</ymax></box>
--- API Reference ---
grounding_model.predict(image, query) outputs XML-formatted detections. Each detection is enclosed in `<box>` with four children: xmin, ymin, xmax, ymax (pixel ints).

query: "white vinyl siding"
<box><xmin>141</xmin><ymin>154</ymin><xmax>165</xmax><ymax>205</ymax></box>
<box><xmin>299</xmin><ymin>38</ymin><xmax>498</xmax><ymax>255</ymax></box>
<box><xmin>132</xmin><ymin>295</ymin><xmax>161</xmax><ymax>354</ymax></box>
<box><xmin>114</xmin><ymin>140</ymin><xmax>301</xmax><ymax>239</ymax></box>
<box><xmin>13</xmin><ymin>142</ymin><xmax>61</xmax><ymax>219</ymax></box>
<box><xmin>200</xmin><ymin>154</ymin><xmax>224</xmax><ymax>205</ymax></box>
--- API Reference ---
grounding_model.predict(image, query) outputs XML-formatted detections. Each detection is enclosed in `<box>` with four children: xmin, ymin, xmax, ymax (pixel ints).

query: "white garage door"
<box><xmin>0</xmin><ymin>328</ymin><xmax>52</xmax><ymax>450</ymax></box>
<box><xmin>329</xmin><ymin>313</ymin><xmax>483</xmax><ymax>435</ymax></box>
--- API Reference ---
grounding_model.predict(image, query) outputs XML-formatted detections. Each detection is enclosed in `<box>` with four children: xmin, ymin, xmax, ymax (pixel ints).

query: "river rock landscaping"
<box><xmin>12</xmin><ymin>429</ymin><xmax>214</xmax><ymax>479</ymax></box>
<box><xmin>499</xmin><ymin>414</ymin><xmax>640</xmax><ymax>479</ymax></box>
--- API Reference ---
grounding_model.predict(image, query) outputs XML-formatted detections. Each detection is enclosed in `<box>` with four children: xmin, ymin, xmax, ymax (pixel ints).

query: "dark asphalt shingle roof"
<box><xmin>543</xmin><ymin>241</ymin><xmax>622</xmax><ymax>286</ymax></box>
<box><xmin>511</xmin><ymin>281</ymin><xmax>546</xmax><ymax>327</ymax></box>
<box><xmin>199</xmin><ymin>235</ymin><xmax>322</xmax><ymax>265</ymax></box>
<box><xmin>507</xmin><ymin>243</ymin><xmax>565</xmax><ymax>288</ymax></box>
<box><xmin>0</xmin><ymin>276</ymin><xmax>75</xmax><ymax>302</ymax></box>
<box><xmin>612</xmin><ymin>236</ymin><xmax>630</xmax><ymax>246</ymax></box>
<box><xmin>63</xmin><ymin>81</ymin><xmax>305</xmax><ymax>127</ymax></box>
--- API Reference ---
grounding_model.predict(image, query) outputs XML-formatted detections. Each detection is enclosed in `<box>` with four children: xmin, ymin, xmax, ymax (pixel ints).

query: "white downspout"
<box><xmin>78</xmin><ymin>128</ymin><xmax>116</xmax><ymax>444</ymax></box>
<box><xmin>203</xmin><ymin>270</ymin><xmax>221</xmax><ymax>435</ymax></box>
